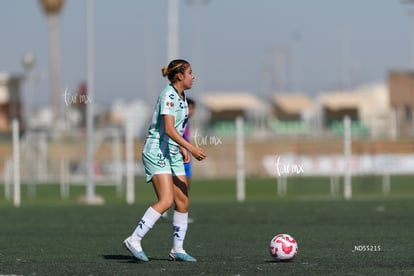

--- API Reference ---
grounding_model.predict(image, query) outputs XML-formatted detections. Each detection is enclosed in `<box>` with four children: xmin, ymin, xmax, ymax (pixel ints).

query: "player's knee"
<box><xmin>159</xmin><ymin>197</ymin><xmax>174</xmax><ymax>210</ymax></box>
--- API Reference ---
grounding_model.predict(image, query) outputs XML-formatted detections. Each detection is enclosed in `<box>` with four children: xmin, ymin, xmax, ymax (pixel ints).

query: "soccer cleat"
<box><xmin>123</xmin><ymin>237</ymin><xmax>149</xmax><ymax>262</ymax></box>
<box><xmin>169</xmin><ymin>250</ymin><xmax>197</xmax><ymax>262</ymax></box>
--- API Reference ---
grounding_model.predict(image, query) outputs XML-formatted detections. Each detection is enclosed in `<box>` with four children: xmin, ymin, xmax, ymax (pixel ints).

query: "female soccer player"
<box><xmin>123</xmin><ymin>59</ymin><xmax>206</xmax><ymax>262</ymax></box>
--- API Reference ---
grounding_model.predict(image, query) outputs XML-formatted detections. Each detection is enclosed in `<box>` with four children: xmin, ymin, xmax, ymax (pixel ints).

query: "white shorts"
<box><xmin>142</xmin><ymin>151</ymin><xmax>185</xmax><ymax>183</ymax></box>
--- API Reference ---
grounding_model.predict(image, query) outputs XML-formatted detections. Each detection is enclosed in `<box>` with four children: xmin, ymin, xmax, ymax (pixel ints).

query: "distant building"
<box><xmin>272</xmin><ymin>94</ymin><xmax>316</xmax><ymax>121</ymax></box>
<box><xmin>201</xmin><ymin>92</ymin><xmax>269</xmax><ymax>136</ymax></box>
<box><xmin>270</xmin><ymin>93</ymin><xmax>316</xmax><ymax>136</ymax></box>
<box><xmin>388</xmin><ymin>71</ymin><xmax>414</xmax><ymax>137</ymax></box>
<box><xmin>202</xmin><ymin>92</ymin><xmax>266</xmax><ymax>120</ymax></box>
<box><xmin>319</xmin><ymin>84</ymin><xmax>390</xmax><ymax>137</ymax></box>
<box><xmin>0</xmin><ymin>73</ymin><xmax>23</xmax><ymax>132</ymax></box>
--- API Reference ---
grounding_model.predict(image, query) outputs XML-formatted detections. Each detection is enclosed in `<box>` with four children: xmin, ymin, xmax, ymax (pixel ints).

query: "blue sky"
<box><xmin>1</xmin><ymin>0</ymin><xmax>413</xmax><ymax>107</ymax></box>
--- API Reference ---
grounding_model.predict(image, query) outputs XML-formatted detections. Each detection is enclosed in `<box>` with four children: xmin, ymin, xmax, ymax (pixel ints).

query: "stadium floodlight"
<box><xmin>39</xmin><ymin>0</ymin><xmax>64</xmax><ymax>134</ymax></box>
<box><xmin>401</xmin><ymin>0</ymin><xmax>414</xmax><ymax>70</ymax></box>
<box><xmin>82</xmin><ymin>0</ymin><xmax>104</xmax><ymax>205</ymax></box>
<box><xmin>167</xmin><ymin>0</ymin><xmax>179</xmax><ymax>61</ymax></box>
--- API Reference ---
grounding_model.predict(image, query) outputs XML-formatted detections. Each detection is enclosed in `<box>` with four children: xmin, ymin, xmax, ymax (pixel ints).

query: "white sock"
<box><xmin>172</xmin><ymin>211</ymin><xmax>188</xmax><ymax>253</ymax></box>
<box><xmin>131</xmin><ymin>207</ymin><xmax>161</xmax><ymax>241</ymax></box>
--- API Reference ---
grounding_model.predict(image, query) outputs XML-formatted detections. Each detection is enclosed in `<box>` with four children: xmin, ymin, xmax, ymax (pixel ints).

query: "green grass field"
<box><xmin>1</xmin><ymin>177</ymin><xmax>414</xmax><ymax>275</ymax></box>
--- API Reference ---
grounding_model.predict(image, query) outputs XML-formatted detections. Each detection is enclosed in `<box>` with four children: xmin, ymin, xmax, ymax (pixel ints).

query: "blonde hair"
<box><xmin>161</xmin><ymin>59</ymin><xmax>190</xmax><ymax>83</ymax></box>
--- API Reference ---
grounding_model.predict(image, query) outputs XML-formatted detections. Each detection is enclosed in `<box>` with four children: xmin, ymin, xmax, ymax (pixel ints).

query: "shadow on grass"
<box><xmin>102</xmin><ymin>254</ymin><xmax>170</xmax><ymax>263</ymax></box>
<box><xmin>102</xmin><ymin>254</ymin><xmax>139</xmax><ymax>264</ymax></box>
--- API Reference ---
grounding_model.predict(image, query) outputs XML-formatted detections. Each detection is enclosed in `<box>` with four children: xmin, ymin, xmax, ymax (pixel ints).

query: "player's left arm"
<box><xmin>163</xmin><ymin>114</ymin><xmax>206</xmax><ymax>161</ymax></box>
<box><xmin>180</xmin><ymin>146</ymin><xmax>190</xmax><ymax>163</ymax></box>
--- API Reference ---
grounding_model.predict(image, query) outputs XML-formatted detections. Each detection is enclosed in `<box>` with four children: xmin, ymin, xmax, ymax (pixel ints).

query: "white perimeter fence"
<box><xmin>3</xmin><ymin>117</ymin><xmax>414</xmax><ymax>206</ymax></box>
<box><xmin>263</xmin><ymin>117</ymin><xmax>414</xmax><ymax>199</ymax></box>
<box><xmin>262</xmin><ymin>153</ymin><xmax>414</xmax><ymax>197</ymax></box>
<box><xmin>2</xmin><ymin>119</ymin><xmax>143</xmax><ymax>207</ymax></box>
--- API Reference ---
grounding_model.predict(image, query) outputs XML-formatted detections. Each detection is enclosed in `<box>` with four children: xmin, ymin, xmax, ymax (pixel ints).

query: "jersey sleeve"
<box><xmin>159</xmin><ymin>87</ymin><xmax>177</xmax><ymax>116</ymax></box>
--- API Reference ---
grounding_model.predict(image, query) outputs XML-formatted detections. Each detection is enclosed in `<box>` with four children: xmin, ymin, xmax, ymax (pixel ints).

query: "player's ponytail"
<box><xmin>161</xmin><ymin>67</ymin><xmax>169</xmax><ymax>77</ymax></box>
<box><xmin>161</xmin><ymin>59</ymin><xmax>190</xmax><ymax>83</ymax></box>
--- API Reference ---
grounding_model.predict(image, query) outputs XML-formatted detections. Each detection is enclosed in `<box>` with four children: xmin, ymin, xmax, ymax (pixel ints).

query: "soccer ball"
<box><xmin>269</xmin><ymin>234</ymin><xmax>298</xmax><ymax>261</ymax></box>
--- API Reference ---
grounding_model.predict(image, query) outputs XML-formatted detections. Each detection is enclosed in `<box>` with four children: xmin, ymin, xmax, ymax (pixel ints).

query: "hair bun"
<box><xmin>161</xmin><ymin>67</ymin><xmax>169</xmax><ymax>77</ymax></box>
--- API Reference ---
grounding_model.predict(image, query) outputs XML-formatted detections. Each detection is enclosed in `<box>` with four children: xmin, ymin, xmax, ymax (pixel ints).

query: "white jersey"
<box><xmin>143</xmin><ymin>84</ymin><xmax>189</xmax><ymax>155</ymax></box>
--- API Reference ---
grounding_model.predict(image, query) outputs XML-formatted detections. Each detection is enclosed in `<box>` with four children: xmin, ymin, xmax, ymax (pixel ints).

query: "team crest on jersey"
<box><xmin>166</xmin><ymin>101</ymin><xmax>174</xmax><ymax>107</ymax></box>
